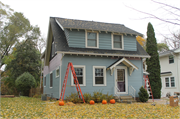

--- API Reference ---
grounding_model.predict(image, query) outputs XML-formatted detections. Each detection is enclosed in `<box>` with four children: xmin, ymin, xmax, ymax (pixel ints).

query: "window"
<box><xmin>44</xmin><ymin>76</ymin><xmax>46</xmax><ymax>87</ymax></box>
<box><xmin>169</xmin><ymin>55</ymin><xmax>174</xmax><ymax>64</ymax></box>
<box><xmin>112</xmin><ymin>34</ymin><xmax>124</xmax><ymax>50</ymax></box>
<box><xmin>56</xmin><ymin>67</ymin><xmax>60</xmax><ymax>77</ymax></box>
<box><xmin>50</xmin><ymin>72</ymin><xmax>53</xmax><ymax>88</ymax></box>
<box><xmin>71</xmin><ymin>65</ymin><xmax>86</xmax><ymax>86</ymax></box>
<box><xmin>165</xmin><ymin>77</ymin><xmax>175</xmax><ymax>87</ymax></box>
<box><xmin>85</xmin><ymin>31</ymin><xmax>99</xmax><ymax>48</ymax></box>
<box><xmin>93</xmin><ymin>66</ymin><xmax>106</xmax><ymax>86</ymax></box>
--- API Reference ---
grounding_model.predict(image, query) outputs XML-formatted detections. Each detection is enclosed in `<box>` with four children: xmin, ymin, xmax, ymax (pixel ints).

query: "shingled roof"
<box><xmin>48</xmin><ymin>17</ymin><xmax>149</xmax><ymax>58</ymax></box>
<box><xmin>55</xmin><ymin>17</ymin><xmax>143</xmax><ymax>36</ymax></box>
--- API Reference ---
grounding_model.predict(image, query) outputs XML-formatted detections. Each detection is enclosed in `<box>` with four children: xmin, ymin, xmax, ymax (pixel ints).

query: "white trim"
<box><xmin>93</xmin><ymin>66</ymin><xmax>106</xmax><ymax>86</ymax></box>
<box><xmin>115</xmin><ymin>66</ymin><xmax>128</xmax><ymax>94</ymax></box>
<box><xmin>165</xmin><ymin>77</ymin><xmax>175</xmax><ymax>88</ymax></box>
<box><xmin>56</xmin><ymin>51</ymin><xmax>150</xmax><ymax>58</ymax></box>
<box><xmin>56</xmin><ymin>67</ymin><xmax>60</xmax><ymax>78</ymax></box>
<box><xmin>44</xmin><ymin>75</ymin><xmax>46</xmax><ymax>87</ymax></box>
<box><xmin>85</xmin><ymin>30</ymin><xmax>99</xmax><ymax>48</ymax></box>
<box><xmin>71</xmin><ymin>65</ymin><xmax>86</xmax><ymax>86</ymax></box>
<box><xmin>111</xmin><ymin>33</ymin><xmax>124</xmax><ymax>50</ymax></box>
<box><xmin>55</xmin><ymin>18</ymin><xmax>64</xmax><ymax>31</ymax></box>
<box><xmin>50</xmin><ymin>71</ymin><xmax>53</xmax><ymax>88</ymax></box>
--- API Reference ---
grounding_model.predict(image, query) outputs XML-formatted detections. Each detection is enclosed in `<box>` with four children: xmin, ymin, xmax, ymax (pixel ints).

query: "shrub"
<box><xmin>106</xmin><ymin>93</ymin><xmax>114</xmax><ymax>102</ymax></box>
<box><xmin>83</xmin><ymin>93</ymin><xmax>92</xmax><ymax>103</ymax></box>
<box><xmin>15</xmin><ymin>72</ymin><xmax>36</xmax><ymax>96</ymax></box>
<box><xmin>65</xmin><ymin>93</ymin><xmax>82</xmax><ymax>103</ymax></box>
<box><xmin>92</xmin><ymin>90</ymin><xmax>103</xmax><ymax>103</ymax></box>
<box><xmin>138</xmin><ymin>86</ymin><xmax>149</xmax><ymax>102</ymax></box>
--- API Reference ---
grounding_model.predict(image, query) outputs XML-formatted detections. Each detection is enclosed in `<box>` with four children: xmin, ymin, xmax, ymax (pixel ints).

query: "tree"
<box><xmin>146</xmin><ymin>22</ymin><xmax>161</xmax><ymax>99</ymax></box>
<box><xmin>15</xmin><ymin>72</ymin><xmax>36</xmax><ymax>96</ymax></box>
<box><xmin>157</xmin><ymin>43</ymin><xmax>169</xmax><ymax>52</ymax></box>
<box><xmin>138</xmin><ymin>86</ymin><xmax>149</xmax><ymax>102</ymax></box>
<box><xmin>136</xmin><ymin>36</ymin><xmax>146</xmax><ymax>50</ymax></box>
<box><xmin>126</xmin><ymin>0</ymin><xmax>180</xmax><ymax>49</ymax></box>
<box><xmin>0</xmin><ymin>1</ymin><xmax>42</xmax><ymax>69</ymax></box>
<box><xmin>4</xmin><ymin>40</ymin><xmax>41</xmax><ymax>90</ymax></box>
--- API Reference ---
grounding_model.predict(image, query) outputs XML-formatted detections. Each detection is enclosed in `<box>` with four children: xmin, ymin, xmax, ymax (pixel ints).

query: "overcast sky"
<box><xmin>1</xmin><ymin>0</ymin><xmax>180</xmax><ymax>42</ymax></box>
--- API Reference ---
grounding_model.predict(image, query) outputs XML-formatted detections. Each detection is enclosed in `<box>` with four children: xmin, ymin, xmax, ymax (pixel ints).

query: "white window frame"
<box><xmin>56</xmin><ymin>67</ymin><xmax>60</xmax><ymax>78</ymax></box>
<box><xmin>111</xmin><ymin>33</ymin><xmax>124</xmax><ymax>50</ymax></box>
<box><xmin>85</xmin><ymin>30</ymin><xmax>99</xmax><ymax>48</ymax></box>
<box><xmin>165</xmin><ymin>77</ymin><xmax>175</xmax><ymax>88</ymax></box>
<box><xmin>71</xmin><ymin>65</ymin><xmax>86</xmax><ymax>86</ymax></box>
<box><xmin>44</xmin><ymin>75</ymin><xmax>46</xmax><ymax>87</ymax></box>
<box><xmin>169</xmin><ymin>55</ymin><xmax>174</xmax><ymax>64</ymax></box>
<box><xmin>50</xmin><ymin>72</ymin><xmax>53</xmax><ymax>88</ymax></box>
<box><xmin>93</xmin><ymin>66</ymin><xmax>106</xmax><ymax>86</ymax></box>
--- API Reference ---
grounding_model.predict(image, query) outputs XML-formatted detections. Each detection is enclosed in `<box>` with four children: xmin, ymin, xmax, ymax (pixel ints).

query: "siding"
<box><xmin>60</xmin><ymin>55</ymin><xmax>143</xmax><ymax>99</ymax></box>
<box><xmin>43</xmin><ymin>66</ymin><xmax>60</xmax><ymax>99</ymax></box>
<box><xmin>66</xmin><ymin>29</ymin><xmax>137</xmax><ymax>51</ymax></box>
<box><xmin>68</xmin><ymin>29</ymin><xmax>85</xmax><ymax>48</ymax></box>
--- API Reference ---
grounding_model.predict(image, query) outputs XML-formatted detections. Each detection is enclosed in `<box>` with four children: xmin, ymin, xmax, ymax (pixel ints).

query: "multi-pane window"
<box><xmin>165</xmin><ymin>77</ymin><xmax>175</xmax><ymax>87</ymax></box>
<box><xmin>113</xmin><ymin>35</ymin><xmax>122</xmax><ymax>49</ymax></box>
<box><xmin>86</xmin><ymin>31</ymin><xmax>98</xmax><ymax>48</ymax></box>
<box><xmin>50</xmin><ymin>72</ymin><xmax>53</xmax><ymax>88</ymax></box>
<box><xmin>74</xmin><ymin>68</ymin><xmax>83</xmax><ymax>84</ymax></box>
<box><xmin>71</xmin><ymin>65</ymin><xmax>85</xmax><ymax>86</ymax></box>
<box><xmin>95</xmin><ymin>68</ymin><xmax>104</xmax><ymax>84</ymax></box>
<box><xmin>93</xmin><ymin>66</ymin><xmax>106</xmax><ymax>86</ymax></box>
<box><xmin>44</xmin><ymin>76</ymin><xmax>46</xmax><ymax>87</ymax></box>
<box><xmin>56</xmin><ymin>68</ymin><xmax>60</xmax><ymax>77</ymax></box>
<box><xmin>169</xmin><ymin>55</ymin><xmax>174</xmax><ymax>64</ymax></box>
<box><xmin>117</xmin><ymin>69</ymin><xmax>125</xmax><ymax>82</ymax></box>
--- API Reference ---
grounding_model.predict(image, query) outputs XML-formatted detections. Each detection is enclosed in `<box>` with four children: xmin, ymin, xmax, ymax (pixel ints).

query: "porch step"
<box><xmin>114</xmin><ymin>96</ymin><xmax>136</xmax><ymax>103</ymax></box>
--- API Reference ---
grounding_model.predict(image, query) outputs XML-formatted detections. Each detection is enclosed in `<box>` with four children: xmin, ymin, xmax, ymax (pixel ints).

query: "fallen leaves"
<box><xmin>1</xmin><ymin>97</ymin><xmax>180</xmax><ymax>118</ymax></box>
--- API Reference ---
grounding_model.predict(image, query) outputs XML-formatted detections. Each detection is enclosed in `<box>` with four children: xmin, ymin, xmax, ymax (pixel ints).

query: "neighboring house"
<box><xmin>41</xmin><ymin>17</ymin><xmax>150</xmax><ymax>99</ymax></box>
<box><xmin>159</xmin><ymin>48</ymin><xmax>180</xmax><ymax>97</ymax></box>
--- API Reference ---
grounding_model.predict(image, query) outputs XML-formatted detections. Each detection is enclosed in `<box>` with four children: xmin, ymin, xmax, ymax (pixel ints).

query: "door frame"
<box><xmin>114</xmin><ymin>66</ymin><xmax>128</xmax><ymax>94</ymax></box>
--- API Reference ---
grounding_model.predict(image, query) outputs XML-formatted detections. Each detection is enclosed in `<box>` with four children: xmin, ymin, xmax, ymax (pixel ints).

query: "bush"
<box><xmin>83</xmin><ymin>93</ymin><xmax>92</xmax><ymax>103</ymax></box>
<box><xmin>15</xmin><ymin>72</ymin><xmax>36</xmax><ymax>96</ymax></box>
<box><xmin>65</xmin><ymin>93</ymin><xmax>82</xmax><ymax>103</ymax></box>
<box><xmin>138</xmin><ymin>86</ymin><xmax>149</xmax><ymax>102</ymax></box>
<box><xmin>106</xmin><ymin>93</ymin><xmax>114</xmax><ymax>102</ymax></box>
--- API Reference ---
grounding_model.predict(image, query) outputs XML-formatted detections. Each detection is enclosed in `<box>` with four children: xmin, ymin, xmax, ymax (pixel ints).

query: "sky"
<box><xmin>1</xmin><ymin>0</ymin><xmax>180</xmax><ymax>43</ymax></box>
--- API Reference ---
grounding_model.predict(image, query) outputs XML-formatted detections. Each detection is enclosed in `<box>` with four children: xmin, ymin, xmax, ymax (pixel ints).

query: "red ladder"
<box><xmin>144</xmin><ymin>75</ymin><xmax>154</xmax><ymax>102</ymax></box>
<box><xmin>59</xmin><ymin>62</ymin><xmax>85</xmax><ymax>103</ymax></box>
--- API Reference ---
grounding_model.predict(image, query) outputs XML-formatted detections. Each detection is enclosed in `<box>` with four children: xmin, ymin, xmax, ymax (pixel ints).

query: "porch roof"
<box><xmin>107</xmin><ymin>57</ymin><xmax>138</xmax><ymax>76</ymax></box>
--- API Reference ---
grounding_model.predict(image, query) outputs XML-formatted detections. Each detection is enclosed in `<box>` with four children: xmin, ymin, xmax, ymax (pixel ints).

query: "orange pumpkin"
<box><xmin>110</xmin><ymin>99</ymin><xmax>115</xmax><ymax>104</ymax></box>
<box><xmin>90</xmin><ymin>100</ymin><xmax>95</xmax><ymax>105</ymax></box>
<box><xmin>102</xmin><ymin>100</ymin><xmax>107</xmax><ymax>104</ymax></box>
<box><xmin>59</xmin><ymin>101</ymin><xmax>64</xmax><ymax>106</ymax></box>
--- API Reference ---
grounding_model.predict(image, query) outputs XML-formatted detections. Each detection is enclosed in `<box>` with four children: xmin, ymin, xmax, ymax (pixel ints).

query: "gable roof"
<box><xmin>159</xmin><ymin>47</ymin><xmax>180</xmax><ymax>57</ymax></box>
<box><xmin>55</xmin><ymin>17</ymin><xmax>143</xmax><ymax>36</ymax></box>
<box><xmin>43</xmin><ymin>17</ymin><xmax>150</xmax><ymax>65</ymax></box>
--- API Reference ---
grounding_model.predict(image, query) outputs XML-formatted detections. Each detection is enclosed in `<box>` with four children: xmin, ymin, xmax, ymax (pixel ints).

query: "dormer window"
<box><xmin>112</xmin><ymin>33</ymin><xmax>124</xmax><ymax>50</ymax></box>
<box><xmin>85</xmin><ymin>30</ymin><xmax>99</xmax><ymax>48</ymax></box>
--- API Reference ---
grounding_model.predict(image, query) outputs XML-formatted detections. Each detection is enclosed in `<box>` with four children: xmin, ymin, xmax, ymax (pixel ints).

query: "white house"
<box><xmin>159</xmin><ymin>48</ymin><xmax>180</xmax><ymax>97</ymax></box>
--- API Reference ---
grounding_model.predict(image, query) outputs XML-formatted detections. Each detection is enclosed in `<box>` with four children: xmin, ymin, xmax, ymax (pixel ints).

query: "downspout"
<box><xmin>59</xmin><ymin>53</ymin><xmax>64</xmax><ymax>99</ymax></box>
<box><xmin>40</xmin><ymin>59</ymin><xmax>42</xmax><ymax>88</ymax></box>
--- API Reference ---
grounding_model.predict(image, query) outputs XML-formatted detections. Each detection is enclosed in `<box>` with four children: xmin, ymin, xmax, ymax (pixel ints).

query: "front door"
<box><xmin>115</xmin><ymin>66</ymin><xmax>128</xmax><ymax>94</ymax></box>
<box><xmin>117</xmin><ymin>69</ymin><xmax>125</xmax><ymax>92</ymax></box>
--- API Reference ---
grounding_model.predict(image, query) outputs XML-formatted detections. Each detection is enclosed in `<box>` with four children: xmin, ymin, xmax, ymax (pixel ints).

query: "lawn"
<box><xmin>1</xmin><ymin>97</ymin><xmax>180</xmax><ymax>118</ymax></box>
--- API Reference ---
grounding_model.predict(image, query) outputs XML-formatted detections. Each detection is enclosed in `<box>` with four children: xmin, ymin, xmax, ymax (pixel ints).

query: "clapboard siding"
<box><xmin>60</xmin><ymin>55</ymin><xmax>143</xmax><ymax>99</ymax></box>
<box><xmin>124</xmin><ymin>35</ymin><xmax>137</xmax><ymax>51</ymax></box>
<box><xmin>43</xmin><ymin>66</ymin><xmax>60</xmax><ymax>99</ymax></box>
<box><xmin>66</xmin><ymin>29</ymin><xmax>137</xmax><ymax>51</ymax></box>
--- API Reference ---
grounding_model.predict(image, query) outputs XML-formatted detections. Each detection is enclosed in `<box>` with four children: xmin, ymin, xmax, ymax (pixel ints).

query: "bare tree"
<box><xmin>125</xmin><ymin>0</ymin><xmax>180</xmax><ymax>49</ymax></box>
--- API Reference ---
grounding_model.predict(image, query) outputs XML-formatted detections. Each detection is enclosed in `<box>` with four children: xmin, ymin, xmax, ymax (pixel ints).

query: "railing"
<box><xmin>129</xmin><ymin>85</ymin><xmax>136</xmax><ymax>100</ymax></box>
<box><xmin>114</xmin><ymin>86</ymin><xmax>120</xmax><ymax>98</ymax></box>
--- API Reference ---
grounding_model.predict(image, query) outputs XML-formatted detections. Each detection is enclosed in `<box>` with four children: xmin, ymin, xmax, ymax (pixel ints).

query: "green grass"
<box><xmin>1</xmin><ymin>97</ymin><xmax>180</xmax><ymax>118</ymax></box>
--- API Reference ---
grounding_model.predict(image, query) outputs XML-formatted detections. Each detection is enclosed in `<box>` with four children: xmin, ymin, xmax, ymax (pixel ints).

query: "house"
<box><xmin>159</xmin><ymin>48</ymin><xmax>180</xmax><ymax>97</ymax></box>
<box><xmin>41</xmin><ymin>17</ymin><xmax>150</xmax><ymax>100</ymax></box>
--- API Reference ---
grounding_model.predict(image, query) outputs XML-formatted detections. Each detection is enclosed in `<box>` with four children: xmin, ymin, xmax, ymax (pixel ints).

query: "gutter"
<box><xmin>56</xmin><ymin>51</ymin><xmax>150</xmax><ymax>58</ymax></box>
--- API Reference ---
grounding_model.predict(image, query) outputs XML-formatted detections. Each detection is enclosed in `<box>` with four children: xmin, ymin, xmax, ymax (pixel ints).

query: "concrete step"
<box><xmin>120</xmin><ymin>96</ymin><xmax>133</xmax><ymax>100</ymax></box>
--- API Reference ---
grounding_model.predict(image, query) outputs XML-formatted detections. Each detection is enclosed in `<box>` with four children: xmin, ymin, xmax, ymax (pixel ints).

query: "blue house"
<box><xmin>41</xmin><ymin>17</ymin><xmax>150</xmax><ymax>100</ymax></box>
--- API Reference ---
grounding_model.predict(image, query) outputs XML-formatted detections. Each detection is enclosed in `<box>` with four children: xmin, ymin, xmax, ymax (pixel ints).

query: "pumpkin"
<box><xmin>59</xmin><ymin>101</ymin><xmax>64</xmax><ymax>106</ymax></box>
<box><xmin>102</xmin><ymin>100</ymin><xmax>107</xmax><ymax>104</ymax></box>
<box><xmin>110</xmin><ymin>99</ymin><xmax>115</xmax><ymax>104</ymax></box>
<box><xmin>90</xmin><ymin>100</ymin><xmax>95</xmax><ymax>105</ymax></box>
